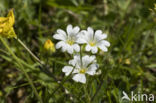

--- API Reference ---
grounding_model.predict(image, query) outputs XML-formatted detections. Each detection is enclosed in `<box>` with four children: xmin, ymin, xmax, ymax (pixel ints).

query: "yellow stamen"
<box><xmin>79</xmin><ymin>69</ymin><xmax>86</xmax><ymax>74</ymax></box>
<box><xmin>89</xmin><ymin>41</ymin><xmax>96</xmax><ymax>47</ymax></box>
<box><xmin>66</xmin><ymin>40</ymin><xmax>74</xmax><ymax>45</ymax></box>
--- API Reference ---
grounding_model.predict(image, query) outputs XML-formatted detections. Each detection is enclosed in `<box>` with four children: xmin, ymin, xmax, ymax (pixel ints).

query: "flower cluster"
<box><xmin>53</xmin><ymin>25</ymin><xmax>110</xmax><ymax>83</ymax></box>
<box><xmin>0</xmin><ymin>9</ymin><xmax>16</xmax><ymax>38</ymax></box>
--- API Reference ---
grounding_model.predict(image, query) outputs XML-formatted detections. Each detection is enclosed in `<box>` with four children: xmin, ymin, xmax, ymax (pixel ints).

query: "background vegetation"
<box><xmin>0</xmin><ymin>0</ymin><xmax>156</xmax><ymax>103</ymax></box>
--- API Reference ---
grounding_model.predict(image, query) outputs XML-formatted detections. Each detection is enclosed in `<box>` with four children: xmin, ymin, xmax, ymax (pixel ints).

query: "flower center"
<box><xmin>89</xmin><ymin>41</ymin><xmax>96</xmax><ymax>47</ymax></box>
<box><xmin>66</xmin><ymin>40</ymin><xmax>74</xmax><ymax>45</ymax></box>
<box><xmin>79</xmin><ymin>68</ymin><xmax>86</xmax><ymax>74</ymax></box>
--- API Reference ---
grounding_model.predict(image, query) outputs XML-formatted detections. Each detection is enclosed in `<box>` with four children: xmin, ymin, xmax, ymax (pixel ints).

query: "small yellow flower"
<box><xmin>0</xmin><ymin>9</ymin><xmax>16</xmax><ymax>38</ymax></box>
<box><xmin>44</xmin><ymin>39</ymin><xmax>55</xmax><ymax>53</ymax></box>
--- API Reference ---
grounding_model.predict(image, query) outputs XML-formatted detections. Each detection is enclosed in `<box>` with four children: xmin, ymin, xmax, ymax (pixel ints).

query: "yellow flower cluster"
<box><xmin>44</xmin><ymin>39</ymin><xmax>55</xmax><ymax>53</ymax></box>
<box><xmin>0</xmin><ymin>9</ymin><xmax>16</xmax><ymax>38</ymax></box>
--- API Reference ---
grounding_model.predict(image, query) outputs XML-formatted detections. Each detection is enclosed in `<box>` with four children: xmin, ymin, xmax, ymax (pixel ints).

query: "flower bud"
<box><xmin>44</xmin><ymin>39</ymin><xmax>55</xmax><ymax>53</ymax></box>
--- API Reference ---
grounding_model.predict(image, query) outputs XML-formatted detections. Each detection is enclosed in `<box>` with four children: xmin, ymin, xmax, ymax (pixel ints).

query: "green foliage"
<box><xmin>0</xmin><ymin>0</ymin><xmax>156</xmax><ymax>102</ymax></box>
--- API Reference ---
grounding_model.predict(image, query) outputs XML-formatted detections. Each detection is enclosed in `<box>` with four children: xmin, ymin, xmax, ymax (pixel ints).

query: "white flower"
<box><xmin>53</xmin><ymin>24</ymin><xmax>80</xmax><ymax>54</ymax></box>
<box><xmin>62</xmin><ymin>55</ymin><xmax>98</xmax><ymax>84</ymax></box>
<box><xmin>77</xmin><ymin>27</ymin><xmax>110</xmax><ymax>54</ymax></box>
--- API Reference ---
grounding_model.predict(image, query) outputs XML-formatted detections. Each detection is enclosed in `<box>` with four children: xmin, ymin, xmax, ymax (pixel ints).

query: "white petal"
<box><xmin>72</xmin><ymin>74</ymin><xmax>86</xmax><ymax>84</ymax></box>
<box><xmin>62</xmin><ymin>66</ymin><xmax>73</xmax><ymax>76</ymax></box>
<box><xmin>76</xmin><ymin>33</ymin><xmax>87</xmax><ymax>44</ymax></box>
<box><xmin>82</xmin><ymin>55</ymin><xmax>90</xmax><ymax>64</ymax></box>
<box><xmin>67</xmin><ymin>24</ymin><xmax>73</xmax><ymax>35</ymax></box>
<box><xmin>69</xmin><ymin>60</ymin><xmax>76</xmax><ymax>66</ymax></box>
<box><xmin>82</xmin><ymin>55</ymin><xmax>96</xmax><ymax>67</ymax></box>
<box><xmin>80</xmin><ymin>30</ymin><xmax>88</xmax><ymax>37</ymax></box>
<box><xmin>86</xmin><ymin>69</ymin><xmax>96</xmax><ymax>75</ymax></box>
<box><xmin>102</xmin><ymin>33</ymin><xmax>108</xmax><ymax>39</ymax></box>
<box><xmin>85</xmin><ymin>44</ymin><xmax>91</xmax><ymax>51</ymax></box>
<box><xmin>105</xmin><ymin>41</ymin><xmax>110</xmax><ymax>47</ymax></box>
<box><xmin>88</xmin><ymin>55</ymin><xmax>96</xmax><ymax>64</ymax></box>
<box><xmin>61</xmin><ymin>45</ymin><xmax>67</xmax><ymax>52</ymax></box>
<box><xmin>81</xmin><ymin>30</ymin><xmax>91</xmax><ymax>43</ymax></box>
<box><xmin>56</xmin><ymin>41</ymin><xmax>65</xmax><ymax>49</ymax></box>
<box><xmin>87</xmin><ymin>27</ymin><xmax>94</xmax><ymax>41</ymax></box>
<box><xmin>73</xmin><ymin>69</ymin><xmax>79</xmax><ymax>73</ymax></box>
<box><xmin>82</xmin><ymin>55</ymin><xmax>95</xmax><ymax>63</ymax></box>
<box><xmin>95</xmin><ymin>30</ymin><xmax>102</xmax><ymax>36</ymax></box>
<box><xmin>72</xmin><ymin>44</ymin><xmax>80</xmax><ymax>52</ymax></box>
<box><xmin>57</xmin><ymin>29</ymin><xmax>66</xmax><ymax>36</ymax></box>
<box><xmin>69</xmin><ymin>55</ymin><xmax>81</xmax><ymax>67</ymax></box>
<box><xmin>87</xmin><ymin>27</ymin><xmax>94</xmax><ymax>36</ymax></box>
<box><xmin>98</xmin><ymin>45</ymin><xmax>108</xmax><ymax>52</ymax></box>
<box><xmin>76</xmin><ymin>38</ymin><xmax>86</xmax><ymax>44</ymax></box>
<box><xmin>94</xmin><ymin>30</ymin><xmax>108</xmax><ymax>41</ymax></box>
<box><xmin>86</xmin><ymin>64</ymin><xmax>98</xmax><ymax>75</ymax></box>
<box><xmin>66</xmin><ymin>45</ymin><xmax>74</xmax><ymax>54</ymax></box>
<box><xmin>53</xmin><ymin>33</ymin><xmax>66</xmax><ymax>41</ymax></box>
<box><xmin>91</xmin><ymin>47</ymin><xmax>98</xmax><ymax>54</ymax></box>
<box><xmin>99</xmin><ymin>40</ymin><xmax>110</xmax><ymax>47</ymax></box>
<box><xmin>73</xmin><ymin>26</ymin><xmax>80</xmax><ymax>34</ymax></box>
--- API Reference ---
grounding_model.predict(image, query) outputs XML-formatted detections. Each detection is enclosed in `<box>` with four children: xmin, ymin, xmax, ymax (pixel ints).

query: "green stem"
<box><xmin>0</xmin><ymin>37</ymin><xmax>43</xmax><ymax>103</ymax></box>
<box><xmin>15</xmin><ymin>37</ymin><xmax>44</xmax><ymax>65</ymax></box>
<box><xmin>80</xmin><ymin>45</ymin><xmax>83</xmax><ymax>66</ymax></box>
<box><xmin>83</xmin><ymin>85</ymin><xmax>91</xmax><ymax>103</ymax></box>
<box><xmin>52</xmin><ymin>66</ymin><xmax>76</xmax><ymax>95</ymax></box>
<box><xmin>80</xmin><ymin>46</ymin><xmax>90</xmax><ymax>102</ymax></box>
<box><xmin>15</xmin><ymin>38</ymin><xmax>63</xmax><ymax>83</ymax></box>
<box><xmin>91</xmin><ymin>78</ymin><xmax>104</xmax><ymax>101</ymax></box>
<box><xmin>51</xmin><ymin>58</ymin><xmax>67</xmax><ymax>65</ymax></box>
<box><xmin>107</xmin><ymin>91</ymin><xmax>112</xmax><ymax>103</ymax></box>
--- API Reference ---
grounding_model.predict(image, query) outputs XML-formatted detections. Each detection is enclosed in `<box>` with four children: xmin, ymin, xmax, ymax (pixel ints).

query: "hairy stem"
<box><xmin>80</xmin><ymin>45</ymin><xmax>83</xmax><ymax>67</ymax></box>
<box><xmin>83</xmin><ymin>85</ymin><xmax>91</xmax><ymax>103</ymax></box>
<box><xmin>15</xmin><ymin>37</ymin><xmax>43</xmax><ymax>65</ymax></box>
